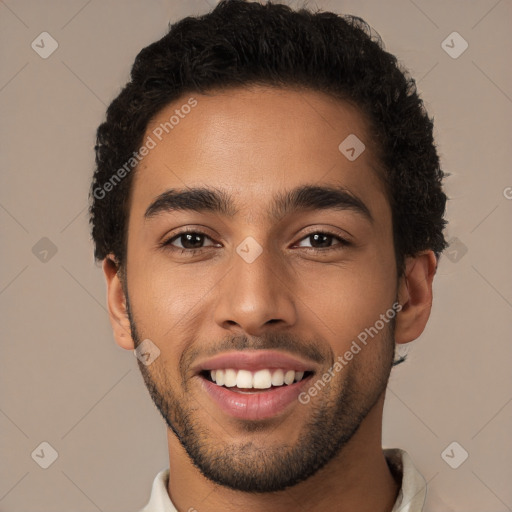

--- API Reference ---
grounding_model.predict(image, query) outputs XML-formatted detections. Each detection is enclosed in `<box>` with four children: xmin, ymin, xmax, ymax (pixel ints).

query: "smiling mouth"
<box><xmin>200</xmin><ymin>369</ymin><xmax>314</xmax><ymax>392</ymax></box>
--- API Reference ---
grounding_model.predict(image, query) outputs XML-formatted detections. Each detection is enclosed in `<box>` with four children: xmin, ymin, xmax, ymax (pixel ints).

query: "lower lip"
<box><xmin>200</xmin><ymin>376</ymin><xmax>312</xmax><ymax>421</ymax></box>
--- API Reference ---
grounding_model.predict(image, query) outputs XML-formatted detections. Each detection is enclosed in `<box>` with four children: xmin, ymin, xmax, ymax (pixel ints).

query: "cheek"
<box><xmin>127</xmin><ymin>257</ymin><xmax>215</xmax><ymax>344</ymax></box>
<box><xmin>293</xmin><ymin>258</ymin><xmax>397</xmax><ymax>356</ymax></box>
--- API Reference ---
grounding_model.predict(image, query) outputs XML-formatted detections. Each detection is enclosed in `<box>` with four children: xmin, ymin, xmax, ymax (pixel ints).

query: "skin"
<box><xmin>102</xmin><ymin>85</ymin><xmax>437</xmax><ymax>512</ymax></box>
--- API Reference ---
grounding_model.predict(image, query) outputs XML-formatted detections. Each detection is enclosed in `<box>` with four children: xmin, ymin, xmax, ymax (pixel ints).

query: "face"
<box><xmin>121</xmin><ymin>86</ymin><xmax>399</xmax><ymax>492</ymax></box>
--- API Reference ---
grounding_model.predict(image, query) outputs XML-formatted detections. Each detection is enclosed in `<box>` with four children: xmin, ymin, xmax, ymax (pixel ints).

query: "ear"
<box><xmin>395</xmin><ymin>250</ymin><xmax>438</xmax><ymax>344</ymax></box>
<box><xmin>102</xmin><ymin>255</ymin><xmax>135</xmax><ymax>350</ymax></box>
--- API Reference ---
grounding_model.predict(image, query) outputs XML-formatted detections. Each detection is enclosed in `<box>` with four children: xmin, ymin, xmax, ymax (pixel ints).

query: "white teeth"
<box><xmin>224</xmin><ymin>369</ymin><xmax>237</xmax><ymax>387</ymax></box>
<box><xmin>284</xmin><ymin>370</ymin><xmax>295</xmax><ymax>385</ymax></box>
<box><xmin>215</xmin><ymin>369</ymin><xmax>225</xmax><ymax>386</ymax></box>
<box><xmin>271</xmin><ymin>369</ymin><xmax>284</xmax><ymax>386</ymax></box>
<box><xmin>209</xmin><ymin>369</ymin><xmax>308</xmax><ymax>389</ymax></box>
<box><xmin>253</xmin><ymin>369</ymin><xmax>272</xmax><ymax>389</ymax></box>
<box><xmin>236</xmin><ymin>369</ymin><xmax>253</xmax><ymax>388</ymax></box>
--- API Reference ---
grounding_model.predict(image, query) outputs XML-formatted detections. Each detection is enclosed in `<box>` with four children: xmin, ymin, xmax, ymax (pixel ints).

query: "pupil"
<box><xmin>311</xmin><ymin>233</ymin><xmax>331</xmax><ymax>248</ymax></box>
<box><xmin>183</xmin><ymin>233</ymin><xmax>203</xmax><ymax>249</ymax></box>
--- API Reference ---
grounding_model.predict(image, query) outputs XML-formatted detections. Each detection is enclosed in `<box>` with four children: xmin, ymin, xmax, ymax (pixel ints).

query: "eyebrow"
<box><xmin>144</xmin><ymin>184</ymin><xmax>373</xmax><ymax>223</ymax></box>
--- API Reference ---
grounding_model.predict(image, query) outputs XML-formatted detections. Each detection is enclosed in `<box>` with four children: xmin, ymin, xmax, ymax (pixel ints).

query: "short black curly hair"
<box><xmin>89</xmin><ymin>0</ymin><xmax>447</xmax><ymax>275</ymax></box>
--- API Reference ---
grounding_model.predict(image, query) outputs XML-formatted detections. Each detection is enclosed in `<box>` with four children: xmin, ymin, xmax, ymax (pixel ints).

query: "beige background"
<box><xmin>1</xmin><ymin>0</ymin><xmax>511</xmax><ymax>510</ymax></box>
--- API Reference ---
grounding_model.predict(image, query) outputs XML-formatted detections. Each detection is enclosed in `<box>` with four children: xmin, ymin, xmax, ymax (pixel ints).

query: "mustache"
<box><xmin>181</xmin><ymin>332</ymin><xmax>330</xmax><ymax>376</ymax></box>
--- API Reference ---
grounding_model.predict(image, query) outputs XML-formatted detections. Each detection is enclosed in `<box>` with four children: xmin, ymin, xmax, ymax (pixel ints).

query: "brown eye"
<box><xmin>170</xmin><ymin>232</ymin><xmax>208</xmax><ymax>249</ymax></box>
<box><xmin>162</xmin><ymin>230</ymin><xmax>219</xmax><ymax>253</ymax></box>
<box><xmin>296</xmin><ymin>231</ymin><xmax>349</xmax><ymax>250</ymax></box>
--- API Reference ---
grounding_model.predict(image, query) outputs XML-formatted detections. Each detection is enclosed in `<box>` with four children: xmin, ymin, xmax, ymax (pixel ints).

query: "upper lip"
<box><xmin>193</xmin><ymin>350</ymin><xmax>318</xmax><ymax>374</ymax></box>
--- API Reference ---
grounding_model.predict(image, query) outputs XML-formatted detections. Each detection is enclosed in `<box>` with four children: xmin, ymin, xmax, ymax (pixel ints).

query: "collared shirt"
<box><xmin>139</xmin><ymin>448</ymin><xmax>437</xmax><ymax>512</ymax></box>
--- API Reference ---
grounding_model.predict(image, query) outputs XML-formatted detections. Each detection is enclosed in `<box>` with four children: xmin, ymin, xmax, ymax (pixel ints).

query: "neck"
<box><xmin>166</xmin><ymin>395</ymin><xmax>399</xmax><ymax>512</ymax></box>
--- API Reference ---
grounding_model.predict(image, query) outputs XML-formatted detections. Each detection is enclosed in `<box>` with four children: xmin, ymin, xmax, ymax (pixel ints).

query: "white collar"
<box><xmin>386</xmin><ymin>448</ymin><xmax>427</xmax><ymax>511</ymax></box>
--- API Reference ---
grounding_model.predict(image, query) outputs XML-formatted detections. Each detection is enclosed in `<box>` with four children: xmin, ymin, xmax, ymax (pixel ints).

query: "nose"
<box><xmin>213</xmin><ymin>241</ymin><xmax>298</xmax><ymax>336</ymax></box>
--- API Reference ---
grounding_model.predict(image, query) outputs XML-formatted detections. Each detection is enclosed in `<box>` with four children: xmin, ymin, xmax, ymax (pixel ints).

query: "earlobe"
<box><xmin>102</xmin><ymin>255</ymin><xmax>135</xmax><ymax>351</ymax></box>
<box><xmin>395</xmin><ymin>251</ymin><xmax>438</xmax><ymax>344</ymax></box>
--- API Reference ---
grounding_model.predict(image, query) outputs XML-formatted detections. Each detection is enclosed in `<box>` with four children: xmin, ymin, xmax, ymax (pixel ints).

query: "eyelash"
<box><xmin>161</xmin><ymin>228</ymin><xmax>351</xmax><ymax>256</ymax></box>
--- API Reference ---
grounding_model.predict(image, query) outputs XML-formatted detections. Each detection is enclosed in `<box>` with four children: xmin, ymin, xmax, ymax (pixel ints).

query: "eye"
<box><xmin>295</xmin><ymin>231</ymin><xmax>350</xmax><ymax>251</ymax></box>
<box><xmin>163</xmin><ymin>230</ymin><xmax>219</xmax><ymax>251</ymax></box>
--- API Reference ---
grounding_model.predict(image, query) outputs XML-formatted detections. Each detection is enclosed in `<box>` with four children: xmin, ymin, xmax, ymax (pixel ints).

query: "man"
<box><xmin>89</xmin><ymin>1</ymin><xmax>447</xmax><ymax>510</ymax></box>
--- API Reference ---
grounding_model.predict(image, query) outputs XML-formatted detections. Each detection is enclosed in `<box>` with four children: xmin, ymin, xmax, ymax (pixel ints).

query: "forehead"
<box><xmin>130</xmin><ymin>85</ymin><xmax>388</xmax><ymax>222</ymax></box>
